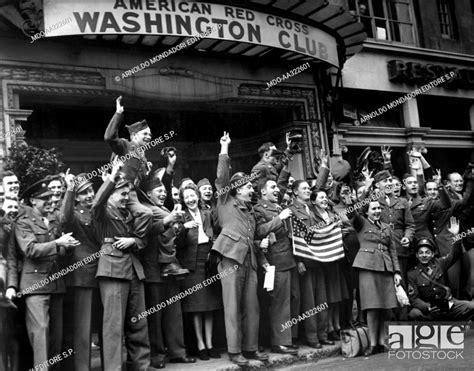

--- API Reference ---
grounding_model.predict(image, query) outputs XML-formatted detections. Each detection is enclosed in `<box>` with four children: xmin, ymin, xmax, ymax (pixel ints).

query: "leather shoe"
<box><xmin>150</xmin><ymin>361</ymin><xmax>165</xmax><ymax>369</ymax></box>
<box><xmin>271</xmin><ymin>345</ymin><xmax>298</xmax><ymax>355</ymax></box>
<box><xmin>207</xmin><ymin>348</ymin><xmax>221</xmax><ymax>358</ymax></box>
<box><xmin>307</xmin><ymin>342</ymin><xmax>322</xmax><ymax>349</ymax></box>
<box><xmin>161</xmin><ymin>263</ymin><xmax>189</xmax><ymax>278</ymax></box>
<box><xmin>363</xmin><ymin>346</ymin><xmax>377</xmax><ymax>356</ymax></box>
<box><xmin>198</xmin><ymin>349</ymin><xmax>209</xmax><ymax>360</ymax></box>
<box><xmin>285</xmin><ymin>344</ymin><xmax>299</xmax><ymax>350</ymax></box>
<box><xmin>242</xmin><ymin>350</ymin><xmax>269</xmax><ymax>361</ymax></box>
<box><xmin>320</xmin><ymin>339</ymin><xmax>335</xmax><ymax>346</ymax></box>
<box><xmin>169</xmin><ymin>357</ymin><xmax>196</xmax><ymax>363</ymax></box>
<box><xmin>229</xmin><ymin>353</ymin><xmax>249</xmax><ymax>366</ymax></box>
<box><xmin>328</xmin><ymin>331</ymin><xmax>340</xmax><ymax>341</ymax></box>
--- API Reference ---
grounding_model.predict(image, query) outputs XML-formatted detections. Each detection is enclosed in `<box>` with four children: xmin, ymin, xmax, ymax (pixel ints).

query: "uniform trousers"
<box><xmin>447</xmin><ymin>251</ymin><xmax>472</xmax><ymax>300</ymax></box>
<box><xmin>268</xmin><ymin>269</ymin><xmax>292</xmax><ymax>346</ymax></box>
<box><xmin>145</xmin><ymin>281</ymin><xmax>186</xmax><ymax>363</ymax></box>
<box><xmin>25</xmin><ymin>294</ymin><xmax>63</xmax><ymax>370</ymax></box>
<box><xmin>63</xmin><ymin>287</ymin><xmax>100</xmax><ymax>371</ymax></box>
<box><xmin>300</xmin><ymin>267</ymin><xmax>329</xmax><ymax>343</ymax></box>
<box><xmin>408</xmin><ymin>299</ymin><xmax>474</xmax><ymax>321</ymax></box>
<box><xmin>99</xmin><ymin>274</ymin><xmax>150</xmax><ymax>371</ymax></box>
<box><xmin>218</xmin><ymin>254</ymin><xmax>259</xmax><ymax>354</ymax></box>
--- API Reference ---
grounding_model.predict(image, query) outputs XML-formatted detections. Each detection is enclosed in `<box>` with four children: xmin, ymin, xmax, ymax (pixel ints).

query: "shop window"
<box><xmin>437</xmin><ymin>0</ymin><xmax>458</xmax><ymax>39</ymax></box>
<box><xmin>348</xmin><ymin>0</ymin><xmax>416</xmax><ymax>44</ymax></box>
<box><xmin>418</xmin><ymin>95</ymin><xmax>471</xmax><ymax>131</ymax></box>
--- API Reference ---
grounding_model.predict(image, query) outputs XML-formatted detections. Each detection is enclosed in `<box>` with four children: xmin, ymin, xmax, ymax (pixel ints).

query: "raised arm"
<box><xmin>60</xmin><ymin>171</ymin><xmax>77</xmax><ymax>226</ymax></box>
<box><xmin>163</xmin><ymin>150</ymin><xmax>176</xmax><ymax>212</ymax></box>
<box><xmin>215</xmin><ymin>132</ymin><xmax>231</xmax><ymax>204</ymax></box>
<box><xmin>92</xmin><ymin>161</ymin><xmax>122</xmax><ymax>221</ymax></box>
<box><xmin>104</xmin><ymin>96</ymin><xmax>128</xmax><ymax>156</ymax></box>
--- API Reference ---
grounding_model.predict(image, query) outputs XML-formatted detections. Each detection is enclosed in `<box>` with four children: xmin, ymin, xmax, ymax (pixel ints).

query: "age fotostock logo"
<box><xmin>388</xmin><ymin>322</ymin><xmax>467</xmax><ymax>360</ymax></box>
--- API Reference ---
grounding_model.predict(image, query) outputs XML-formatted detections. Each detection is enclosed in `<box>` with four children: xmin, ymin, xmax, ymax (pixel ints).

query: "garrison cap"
<box><xmin>374</xmin><ymin>170</ymin><xmax>391</xmax><ymax>184</ymax></box>
<box><xmin>126</xmin><ymin>120</ymin><xmax>149</xmax><ymax>135</ymax></box>
<box><xmin>197</xmin><ymin>178</ymin><xmax>211</xmax><ymax>189</ymax></box>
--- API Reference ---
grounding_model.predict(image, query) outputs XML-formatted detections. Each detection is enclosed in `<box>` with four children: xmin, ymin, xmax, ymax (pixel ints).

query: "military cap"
<box><xmin>114</xmin><ymin>178</ymin><xmax>130</xmax><ymax>190</ymax></box>
<box><xmin>415</xmin><ymin>238</ymin><xmax>436</xmax><ymax>252</ymax></box>
<box><xmin>142</xmin><ymin>177</ymin><xmax>163</xmax><ymax>192</ymax></box>
<box><xmin>197</xmin><ymin>178</ymin><xmax>211</xmax><ymax>189</ymax></box>
<box><xmin>125</xmin><ymin>119</ymin><xmax>148</xmax><ymax>135</ymax></box>
<box><xmin>22</xmin><ymin>178</ymin><xmax>53</xmax><ymax>200</ymax></box>
<box><xmin>230</xmin><ymin>172</ymin><xmax>251</xmax><ymax>190</ymax></box>
<box><xmin>74</xmin><ymin>173</ymin><xmax>93</xmax><ymax>194</ymax></box>
<box><xmin>374</xmin><ymin>170</ymin><xmax>391</xmax><ymax>184</ymax></box>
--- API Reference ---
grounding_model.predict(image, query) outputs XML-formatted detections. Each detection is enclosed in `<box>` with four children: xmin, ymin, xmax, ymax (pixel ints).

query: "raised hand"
<box><xmin>116</xmin><ymin>96</ymin><xmax>124</xmax><ymax>114</ymax></box>
<box><xmin>167</xmin><ymin>151</ymin><xmax>176</xmax><ymax>167</ymax></box>
<box><xmin>285</xmin><ymin>132</ymin><xmax>291</xmax><ymax>148</ymax></box>
<box><xmin>433</xmin><ymin>169</ymin><xmax>442</xmax><ymax>185</ymax></box>
<box><xmin>220</xmin><ymin>131</ymin><xmax>231</xmax><ymax>146</ymax></box>
<box><xmin>64</xmin><ymin>169</ymin><xmax>75</xmax><ymax>191</ymax></box>
<box><xmin>381</xmin><ymin>145</ymin><xmax>392</xmax><ymax>161</ymax></box>
<box><xmin>320</xmin><ymin>148</ymin><xmax>329</xmax><ymax>168</ymax></box>
<box><xmin>448</xmin><ymin>217</ymin><xmax>460</xmax><ymax>236</ymax></box>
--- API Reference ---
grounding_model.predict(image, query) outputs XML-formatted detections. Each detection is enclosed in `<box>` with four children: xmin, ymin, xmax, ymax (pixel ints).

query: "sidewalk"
<box><xmin>91</xmin><ymin>342</ymin><xmax>341</xmax><ymax>370</ymax></box>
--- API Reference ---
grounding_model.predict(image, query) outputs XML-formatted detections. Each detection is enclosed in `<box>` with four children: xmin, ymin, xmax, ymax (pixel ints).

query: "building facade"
<box><xmin>0</xmin><ymin>0</ymin><xmax>366</xmax><ymax>183</ymax></box>
<box><xmin>337</xmin><ymin>0</ymin><xmax>474</xmax><ymax>175</ymax></box>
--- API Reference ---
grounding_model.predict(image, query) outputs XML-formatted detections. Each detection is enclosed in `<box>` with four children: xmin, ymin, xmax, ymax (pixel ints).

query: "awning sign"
<box><xmin>43</xmin><ymin>0</ymin><xmax>339</xmax><ymax>66</ymax></box>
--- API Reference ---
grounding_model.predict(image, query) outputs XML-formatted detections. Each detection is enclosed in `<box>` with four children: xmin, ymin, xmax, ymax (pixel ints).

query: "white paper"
<box><xmin>263</xmin><ymin>265</ymin><xmax>275</xmax><ymax>292</ymax></box>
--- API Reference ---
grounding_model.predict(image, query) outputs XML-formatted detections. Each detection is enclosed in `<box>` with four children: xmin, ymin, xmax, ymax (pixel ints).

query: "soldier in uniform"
<box><xmin>91</xmin><ymin>162</ymin><xmax>158</xmax><ymax>371</ymax></box>
<box><xmin>141</xmin><ymin>175</ymin><xmax>196</xmax><ymax>368</ymax></box>
<box><xmin>12</xmin><ymin>179</ymin><xmax>80</xmax><ymax>369</ymax></box>
<box><xmin>61</xmin><ymin>173</ymin><xmax>102</xmax><ymax>371</ymax></box>
<box><xmin>104</xmin><ymin>96</ymin><xmax>153</xmax><ymax>249</ymax></box>
<box><xmin>254</xmin><ymin>179</ymin><xmax>296</xmax><ymax>354</ymax></box>
<box><xmin>212</xmin><ymin>132</ymin><xmax>268</xmax><ymax>366</ymax></box>
<box><xmin>407</xmin><ymin>217</ymin><xmax>474</xmax><ymax>321</ymax></box>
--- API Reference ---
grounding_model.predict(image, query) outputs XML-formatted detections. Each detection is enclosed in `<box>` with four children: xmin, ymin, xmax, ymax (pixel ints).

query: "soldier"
<box><xmin>11</xmin><ymin>179</ymin><xmax>79</xmax><ymax>369</ymax></box>
<box><xmin>60</xmin><ymin>172</ymin><xmax>102</xmax><ymax>371</ymax></box>
<box><xmin>46</xmin><ymin>175</ymin><xmax>64</xmax><ymax>210</ymax></box>
<box><xmin>407</xmin><ymin>218</ymin><xmax>474</xmax><ymax>321</ymax></box>
<box><xmin>254</xmin><ymin>179</ymin><xmax>296</xmax><ymax>354</ymax></box>
<box><xmin>197</xmin><ymin>178</ymin><xmax>213</xmax><ymax>210</ymax></box>
<box><xmin>141</xmin><ymin>175</ymin><xmax>196</xmax><ymax>368</ymax></box>
<box><xmin>212</xmin><ymin>132</ymin><xmax>268</xmax><ymax>366</ymax></box>
<box><xmin>91</xmin><ymin>162</ymin><xmax>158</xmax><ymax>371</ymax></box>
<box><xmin>104</xmin><ymin>96</ymin><xmax>153</xmax><ymax>246</ymax></box>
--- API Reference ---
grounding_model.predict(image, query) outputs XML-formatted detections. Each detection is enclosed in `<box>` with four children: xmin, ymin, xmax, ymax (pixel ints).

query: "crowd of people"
<box><xmin>1</xmin><ymin>96</ymin><xmax>474</xmax><ymax>370</ymax></box>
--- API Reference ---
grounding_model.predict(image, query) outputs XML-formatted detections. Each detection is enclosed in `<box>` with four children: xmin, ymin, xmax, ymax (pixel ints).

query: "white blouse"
<box><xmin>189</xmin><ymin>209</ymin><xmax>210</xmax><ymax>244</ymax></box>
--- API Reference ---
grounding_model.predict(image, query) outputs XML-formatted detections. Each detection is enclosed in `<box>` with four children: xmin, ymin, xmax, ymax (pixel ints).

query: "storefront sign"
<box><xmin>43</xmin><ymin>0</ymin><xmax>339</xmax><ymax>66</ymax></box>
<box><xmin>388</xmin><ymin>60</ymin><xmax>474</xmax><ymax>89</ymax></box>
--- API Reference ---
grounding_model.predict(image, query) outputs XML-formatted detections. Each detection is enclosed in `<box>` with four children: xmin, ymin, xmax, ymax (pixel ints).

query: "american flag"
<box><xmin>291</xmin><ymin>215</ymin><xmax>345</xmax><ymax>263</ymax></box>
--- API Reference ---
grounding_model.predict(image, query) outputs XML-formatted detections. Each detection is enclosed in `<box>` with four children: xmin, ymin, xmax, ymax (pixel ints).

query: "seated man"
<box><xmin>407</xmin><ymin>217</ymin><xmax>474</xmax><ymax>321</ymax></box>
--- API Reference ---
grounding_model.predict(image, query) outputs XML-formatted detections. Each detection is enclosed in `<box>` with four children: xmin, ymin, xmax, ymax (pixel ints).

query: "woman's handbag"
<box><xmin>341</xmin><ymin>321</ymin><xmax>370</xmax><ymax>357</ymax></box>
<box><xmin>395</xmin><ymin>284</ymin><xmax>410</xmax><ymax>306</ymax></box>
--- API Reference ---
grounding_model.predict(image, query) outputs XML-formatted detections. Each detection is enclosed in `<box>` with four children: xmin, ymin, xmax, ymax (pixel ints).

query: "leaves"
<box><xmin>4</xmin><ymin>143</ymin><xmax>65</xmax><ymax>190</ymax></box>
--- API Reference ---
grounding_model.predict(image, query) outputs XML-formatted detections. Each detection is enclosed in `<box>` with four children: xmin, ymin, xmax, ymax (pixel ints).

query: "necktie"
<box><xmin>42</xmin><ymin>217</ymin><xmax>49</xmax><ymax>228</ymax></box>
<box><xmin>304</xmin><ymin>204</ymin><xmax>310</xmax><ymax>215</ymax></box>
<box><xmin>386</xmin><ymin>196</ymin><xmax>391</xmax><ymax>206</ymax></box>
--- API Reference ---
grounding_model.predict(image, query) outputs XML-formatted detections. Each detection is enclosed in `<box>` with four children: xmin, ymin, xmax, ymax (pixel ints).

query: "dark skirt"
<box><xmin>358</xmin><ymin>269</ymin><xmax>397</xmax><ymax>310</ymax></box>
<box><xmin>181</xmin><ymin>243</ymin><xmax>223</xmax><ymax>313</ymax></box>
<box><xmin>322</xmin><ymin>261</ymin><xmax>349</xmax><ymax>304</ymax></box>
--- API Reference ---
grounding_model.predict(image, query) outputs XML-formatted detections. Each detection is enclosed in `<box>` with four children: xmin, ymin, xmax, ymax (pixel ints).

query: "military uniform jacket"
<box><xmin>176</xmin><ymin>208</ymin><xmax>214</xmax><ymax>271</ymax></box>
<box><xmin>352</xmin><ymin>213</ymin><xmax>400</xmax><ymax>273</ymax></box>
<box><xmin>14</xmin><ymin>207</ymin><xmax>67</xmax><ymax>294</ymax></box>
<box><xmin>407</xmin><ymin>240</ymin><xmax>462</xmax><ymax>312</ymax></box>
<box><xmin>254</xmin><ymin>199</ymin><xmax>295</xmax><ymax>272</ymax></box>
<box><xmin>141</xmin><ymin>201</ymin><xmax>175</xmax><ymax>283</ymax></box>
<box><xmin>377</xmin><ymin>195</ymin><xmax>415</xmax><ymax>257</ymax></box>
<box><xmin>60</xmin><ymin>190</ymin><xmax>100</xmax><ymax>288</ymax></box>
<box><xmin>91</xmin><ymin>179</ymin><xmax>145</xmax><ymax>280</ymax></box>
<box><xmin>212</xmin><ymin>154</ymin><xmax>258</xmax><ymax>269</ymax></box>
<box><xmin>104</xmin><ymin>112</ymin><xmax>149</xmax><ymax>187</ymax></box>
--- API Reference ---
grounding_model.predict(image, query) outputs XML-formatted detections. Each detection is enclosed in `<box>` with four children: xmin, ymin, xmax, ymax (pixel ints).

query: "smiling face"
<box><xmin>448</xmin><ymin>173</ymin><xmax>463</xmax><ymax>193</ymax></box>
<box><xmin>416</xmin><ymin>246</ymin><xmax>434</xmax><ymax>265</ymax></box>
<box><xmin>236</xmin><ymin>182</ymin><xmax>254</xmax><ymax>203</ymax></box>
<box><xmin>109</xmin><ymin>185</ymin><xmax>130</xmax><ymax>209</ymax></box>
<box><xmin>425</xmin><ymin>181</ymin><xmax>438</xmax><ymax>199</ymax></box>
<box><xmin>172</xmin><ymin>187</ymin><xmax>180</xmax><ymax>204</ymax></box>
<box><xmin>199</xmin><ymin>185</ymin><xmax>213</xmax><ymax>202</ymax></box>
<box><xmin>183</xmin><ymin>188</ymin><xmax>199</xmax><ymax>211</ymax></box>
<box><xmin>293</xmin><ymin>181</ymin><xmax>311</xmax><ymax>202</ymax></box>
<box><xmin>75</xmin><ymin>185</ymin><xmax>95</xmax><ymax>208</ymax></box>
<box><xmin>261</xmin><ymin>180</ymin><xmax>280</xmax><ymax>203</ymax></box>
<box><xmin>313</xmin><ymin>191</ymin><xmax>329</xmax><ymax>210</ymax></box>
<box><xmin>403</xmin><ymin>176</ymin><xmax>418</xmax><ymax>196</ymax></box>
<box><xmin>131</xmin><ymin>127</ymin><xmax>152</xmax><ymax>147</ymax></box>
<box><xmin>2</xmin><ymin>198</ymin><xmax>18</xmax><ymax>219</ymax></box>
<box><xmin>3</xmin><ymin>175</ymin><xmax>19</xmax><ymax>198</ymax></box>
<box><xmin>376</xmin><ymin>176</ymin><xmax>393</xmax><ymax>195</ymax></box>
<box><xmin>148</xmin><ymin>185</ymin><xmax>167</xmax><ymax>207</ymax></box>
<box><xmin>366</xmin><ymin>201</ymin><xmax>382</xmax><ymax>221</ymax></box>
